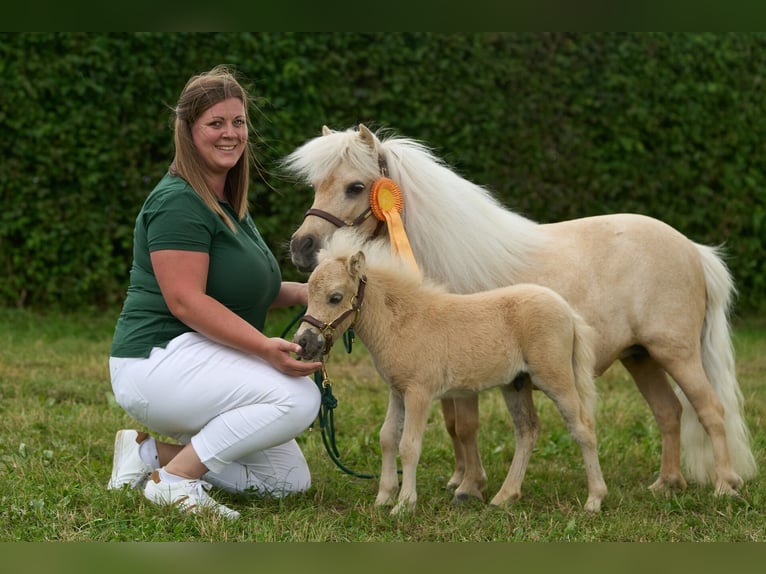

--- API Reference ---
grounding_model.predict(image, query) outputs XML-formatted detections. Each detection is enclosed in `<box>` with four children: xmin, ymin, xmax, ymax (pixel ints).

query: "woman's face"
<box><xmin>192</xmin><ymin>97</ymin><xmax>247</xmax><ymax>178</ymax></box>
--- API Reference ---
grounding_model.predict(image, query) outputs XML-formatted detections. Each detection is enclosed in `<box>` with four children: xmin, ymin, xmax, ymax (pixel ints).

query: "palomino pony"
<box><xmin>294</xmin><ymin>230</ymin><xmax>608</xmax><ymax>514</ymax></box>
<box><xmin>284</xmin><ymin>124</ymin><xmax>756</xmax><ymax>499</ymax></box>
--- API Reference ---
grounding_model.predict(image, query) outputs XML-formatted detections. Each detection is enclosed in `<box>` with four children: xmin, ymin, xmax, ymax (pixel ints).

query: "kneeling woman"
<box><xmin>107</xmin><ymin>65</ymin><xmax>322</xmax><ymax>519</ymax></box>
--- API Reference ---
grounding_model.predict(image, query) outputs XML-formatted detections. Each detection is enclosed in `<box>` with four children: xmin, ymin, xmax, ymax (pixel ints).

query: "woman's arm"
<box><xmin>270</xmin><ymin>281</ymin><xmax>309</xmax><ymax>309</ymax></box>
<box><xmin>151</xmin><ymin>249</ymin><xmax>322</xmax><ymax>377</ymax></box>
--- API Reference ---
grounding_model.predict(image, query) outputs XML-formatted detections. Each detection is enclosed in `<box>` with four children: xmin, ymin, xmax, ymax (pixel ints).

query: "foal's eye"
<box><xmin>345</xmin><ymin>182</ymin><xmax>366</xmax><ymax>196</ymax></box>
<box><xmin>328</xmin><ymin>292</ymin><xmax>343</xmax><ymax>305</ymax></box>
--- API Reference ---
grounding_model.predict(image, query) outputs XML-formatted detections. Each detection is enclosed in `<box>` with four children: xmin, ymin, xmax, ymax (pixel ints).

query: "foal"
<box><xmin>294</xmin><ymin>232</ymin><xmax>607</xmax><ymax>515</ymax></box>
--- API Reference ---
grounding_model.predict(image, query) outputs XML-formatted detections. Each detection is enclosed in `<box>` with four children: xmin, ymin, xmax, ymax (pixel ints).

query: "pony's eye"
<box><xmin>345</xmin><ymin>182</ymin><xmax>366</xmax><ymax>196</ymax></box>
<box><xmin>329</xmin><ymin>292</ymin><xmax>343</xmax><ymax>305</ymax></box>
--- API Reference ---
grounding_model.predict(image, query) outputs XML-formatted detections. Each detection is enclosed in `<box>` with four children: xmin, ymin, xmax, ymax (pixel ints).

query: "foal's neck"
<box><xmin>354</xmin><ymin>269</ymin><xmax>419</xmax><ymax>354</ymax></box>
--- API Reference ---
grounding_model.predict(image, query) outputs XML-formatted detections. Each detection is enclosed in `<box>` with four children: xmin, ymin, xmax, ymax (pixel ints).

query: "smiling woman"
<box><xmin>104</xmin><ymin>65</ymin><xmax>322</xmax><ymax>521</ymax></box>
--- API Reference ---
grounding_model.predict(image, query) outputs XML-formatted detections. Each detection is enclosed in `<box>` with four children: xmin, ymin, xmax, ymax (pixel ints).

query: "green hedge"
<box><xmin>1</xmin><ymin>33</ymin><xmax>764</xmax><ymax>314</ymax></box>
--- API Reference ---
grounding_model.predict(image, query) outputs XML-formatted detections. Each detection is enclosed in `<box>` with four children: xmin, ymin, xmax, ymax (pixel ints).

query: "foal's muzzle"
<box><xmin>293</xmin><ymin>328</ymin><xmax>326</xmax><ymax>362</ymax></box>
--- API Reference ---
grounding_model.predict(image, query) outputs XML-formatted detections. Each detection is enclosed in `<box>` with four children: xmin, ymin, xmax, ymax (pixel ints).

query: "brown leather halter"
<box><xmin>301</xmin><ymin>153</ymin><xmax>391</xmax><ymax>237</ymax></box>
<box><xmin>300</xmin><ymin>274</ymin><xmax>367</xmax><ymax>357</ymax></box>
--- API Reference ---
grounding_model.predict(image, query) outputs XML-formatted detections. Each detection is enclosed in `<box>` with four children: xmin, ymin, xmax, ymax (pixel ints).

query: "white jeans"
<box><xmin>109</xmin><ymin>332</ymin><xmax>321</xmax><ymax>496</ymax></box>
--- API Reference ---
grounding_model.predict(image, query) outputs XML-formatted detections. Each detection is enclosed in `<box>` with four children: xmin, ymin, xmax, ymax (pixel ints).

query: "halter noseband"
<box><xmin>300</xmin><ymin>274</ymin><xmax>367</xmax><ymax>357</ymax></box>
<box><xmin>301</xmin><ymin>153</ymin><xmax>391</xmax><ymax>237</ymax></box>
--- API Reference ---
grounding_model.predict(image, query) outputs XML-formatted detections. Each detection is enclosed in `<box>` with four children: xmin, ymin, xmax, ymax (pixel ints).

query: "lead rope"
<box><xmin>282</xmin><ymin>308</ymin><xmax>376</xmax><ymax>479</ymax></box>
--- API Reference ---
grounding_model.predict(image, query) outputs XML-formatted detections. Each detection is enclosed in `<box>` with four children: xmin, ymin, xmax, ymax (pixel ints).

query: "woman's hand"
<box><xmin>260</xmin><ymin>337</ymin><xmax>323</xmax><ymax>377</ymax></box>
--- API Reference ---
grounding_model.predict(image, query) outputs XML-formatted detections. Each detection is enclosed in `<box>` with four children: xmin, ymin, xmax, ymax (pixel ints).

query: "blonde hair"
<box><xmin>170</xmin><ymin>65</ymin><xmax>255</xmax><ymax>231</ymax></box>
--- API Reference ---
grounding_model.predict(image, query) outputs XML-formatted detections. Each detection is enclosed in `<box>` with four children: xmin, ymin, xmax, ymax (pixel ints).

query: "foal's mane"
<box><xmin>287</xmin><ymin>126</ymin><xmax>547</xmax><ymax>293</ymax></box>
<box><xmin>317</xmin><ymin>229</ymin><xmax>446</xmax><ymax>296</ymax></box>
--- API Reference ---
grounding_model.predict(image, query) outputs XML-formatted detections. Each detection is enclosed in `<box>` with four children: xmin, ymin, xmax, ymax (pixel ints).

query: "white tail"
<box><xmin>679</xmin><ymin>244</ymin><xmax>757</xmax><ymax>484</ymax></box>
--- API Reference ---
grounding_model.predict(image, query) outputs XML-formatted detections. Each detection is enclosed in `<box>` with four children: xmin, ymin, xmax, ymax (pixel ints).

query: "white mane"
<box><xmin>287</xmin><ymin>126</ymin><xmax>547</xmax><ymax>293</ymax></box>
<box><xmin>282</xmin><ymin>127</ymin><xmax>381</xmax><ymax>184</ymax></box>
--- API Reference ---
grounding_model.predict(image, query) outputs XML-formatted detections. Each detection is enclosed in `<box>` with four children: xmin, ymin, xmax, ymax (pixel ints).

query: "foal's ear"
<box><xmin>348</xmin><ymin>251</ymin><xmax>367</xmax><ymax>278</ymax></box>
<box><xmin>358</xmin><ymin>124</ymin><xmax>377</xmax><ymax>150</ymax></box>
<box><xmin>322</xmin><ymin>125</ymin><xmax>332</xmax><ymax>136</ymax></box>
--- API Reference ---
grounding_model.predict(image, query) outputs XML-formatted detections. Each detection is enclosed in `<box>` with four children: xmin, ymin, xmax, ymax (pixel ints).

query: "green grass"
<box><xmin>1</xmin><ymin>307</ymin><xmax>765</xmax><ymax>542</ymax></box>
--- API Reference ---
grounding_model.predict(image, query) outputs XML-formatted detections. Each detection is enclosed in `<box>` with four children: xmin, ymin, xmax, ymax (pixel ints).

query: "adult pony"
<box><xmin>294</xmin><ymin>230</ymin><xmax>607</xmax><ymax>514</ymax></box>
<box><xmin>283</xmin><ymin>124</ymin><xmax>756</xmax><ymax>499</ymax></box>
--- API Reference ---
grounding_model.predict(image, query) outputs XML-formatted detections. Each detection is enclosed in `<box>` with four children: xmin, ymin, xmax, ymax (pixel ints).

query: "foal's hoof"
<box><xmin>584</xmin><ymin>498</ymin><xmax>603</xmax><ymax>513</ymax></box>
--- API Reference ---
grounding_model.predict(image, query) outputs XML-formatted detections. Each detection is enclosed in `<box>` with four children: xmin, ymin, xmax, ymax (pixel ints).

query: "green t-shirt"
<box><xmin>110</xmin><ymin>174</ymin><xmax>281</xmax><ymax>358</ymax></box>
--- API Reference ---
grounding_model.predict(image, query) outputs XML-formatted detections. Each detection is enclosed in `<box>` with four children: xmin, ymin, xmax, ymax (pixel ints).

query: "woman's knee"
<box><xmin>288</xmin><ymin>378</ymin><xmax>322</xmax><ymax>427</ymax></box>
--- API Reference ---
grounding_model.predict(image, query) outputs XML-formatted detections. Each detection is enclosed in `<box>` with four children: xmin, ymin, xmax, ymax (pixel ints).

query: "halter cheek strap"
<box><xmin>302</xmin><ymin>152</ymin><xmax>391</xmax><ymax>238</ymax></box>
<box><xmin>300</xmin><ymin>275</ymin><xmax>367</xmax><ymax>357</ymax></box>
<box><xmin>303</xmin><ymin>206</ymin><xmax>386</xmax><ymax>237</ymax></box>
<box><xmin>304</xmin><ymin>207</ymin><xmax>376</xmax><ymax>230</ymax></box>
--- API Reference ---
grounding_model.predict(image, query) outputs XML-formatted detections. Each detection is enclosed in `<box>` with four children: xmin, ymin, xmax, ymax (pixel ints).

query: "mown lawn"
<box><xmin>0</xmin><ymin>307</ymin><xmax>764</xmax><ymax>544</ymax></box>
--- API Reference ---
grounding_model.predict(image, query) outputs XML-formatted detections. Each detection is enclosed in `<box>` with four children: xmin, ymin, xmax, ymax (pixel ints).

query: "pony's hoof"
<box><xmin>714</xmin><ymin>476</ymin><xmax>743</xmax><ymax>497</ymax></box>
<box><xmin>451</xmin><ymin>492</ymin><xmax>484</xmax><ymax>507</ymax></box>
<box><xmin>648</xmin><ymin>474</ymin><xmax>687</xmax><ymax>496</ymax></box>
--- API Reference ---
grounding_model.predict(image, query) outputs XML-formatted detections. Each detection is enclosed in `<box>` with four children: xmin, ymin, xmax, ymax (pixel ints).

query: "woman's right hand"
<box><xmin>261</xmin><ymin>337</ymin><xmax>323</xmax><ymax>377</ymax></box>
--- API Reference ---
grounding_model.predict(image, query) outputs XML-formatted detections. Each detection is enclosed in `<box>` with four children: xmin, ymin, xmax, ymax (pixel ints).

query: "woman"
<box><xmin>107</xmin><ymin>65</ymin><xmax>322</xmax><ymax>520</ymax></box>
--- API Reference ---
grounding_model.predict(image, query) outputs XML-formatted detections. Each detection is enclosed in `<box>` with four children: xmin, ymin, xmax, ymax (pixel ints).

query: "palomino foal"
<box><xmin>294</xmin><ymin>233</ymin><xmax>607</xmax><ymax>515</ymax></box>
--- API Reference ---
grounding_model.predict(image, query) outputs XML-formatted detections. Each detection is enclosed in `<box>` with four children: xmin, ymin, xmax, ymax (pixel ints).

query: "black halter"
<box><xmin>300</xmin><ymin>275</ymin><xmax>367</xmax><ymax>357</ymax></box>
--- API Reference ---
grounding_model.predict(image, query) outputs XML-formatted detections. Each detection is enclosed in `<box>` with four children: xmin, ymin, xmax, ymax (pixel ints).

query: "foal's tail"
<box><xmin>571</xmin><ymin>311</ymin><xmax>598</xmax><ymax>422</ymax></box>
<box><xmin>680</xmin><ymin>245</ymin><xmax>757</xmax><ymax>484</ymax></box>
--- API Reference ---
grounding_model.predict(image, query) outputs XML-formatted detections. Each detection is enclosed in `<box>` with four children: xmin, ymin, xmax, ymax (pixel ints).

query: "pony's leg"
<box><xmin>440</xmin><ymin>398</ymin><xmax>465</xmax><ymax>490</ymax></box>
<box><xmin>392</xmin><ymin>391</ymin><xmax>432</xmax><ymax>515</ymax></box>
<box><xmin>375</xmin><ymin>389</ymin><xmax>405</xmax><ymax>507</ymax></box>
<box><xmin>652</xmin><ymin>350</ymin><xmax>743</xmax><ymax>495</ymax></box>
<box><xmin>451</xmin><ymin>394</ymin><xmax>488</xmax><ymax>502</ymax></box>
<box><xmin>620</xmin><ymin>355</ymin><xmax>687</xmax><ymax>493</ymax></box>
<box><xmin>490</xmin><ymin>383</ymin><xmax>539</xmax><ymax>507</ymax></box>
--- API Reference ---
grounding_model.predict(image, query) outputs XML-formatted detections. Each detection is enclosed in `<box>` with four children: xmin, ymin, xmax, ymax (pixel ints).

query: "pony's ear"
<box><xmin>358</xmin><ymin>124</ymin><xmax>377</xmax><ymax>150</ymax></box>
<box><xmin>322</xmin><ymin>125</ymin><xmax>332</xmax><ymax>136</ymax></box>
<box><xmin>348</xmin><ymin>250</ymin><xmax>367</xmax><ymax>278</ymax></box>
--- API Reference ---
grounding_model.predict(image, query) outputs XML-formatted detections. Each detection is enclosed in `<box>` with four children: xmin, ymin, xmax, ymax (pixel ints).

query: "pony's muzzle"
<box><xmin>289</xmin><ymin>234</ymin><xmax>320</xmax><ymax>272</ymax></box>
<box><xmin>293</xmin><ymin>327</ymin><xmax>325</xmax><ymax>362</ymax></box>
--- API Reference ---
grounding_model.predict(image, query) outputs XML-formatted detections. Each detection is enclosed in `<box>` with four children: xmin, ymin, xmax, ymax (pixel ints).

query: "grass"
<box><xmin>1</xmin><ymin>306</ymin><xmax>765</xmax><ymax>542</ymax></box>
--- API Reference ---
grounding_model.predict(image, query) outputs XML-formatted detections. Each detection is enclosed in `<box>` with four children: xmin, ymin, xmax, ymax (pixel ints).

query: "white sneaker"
<box><xmin>107</xmin><ymin>429</ymin><xmax>154</xmax><ymax>490</ymax></box>
<box><xmin>143</xmin><ymin>470</ymin><xmax>241</xmax><ymax>520</ymax></box>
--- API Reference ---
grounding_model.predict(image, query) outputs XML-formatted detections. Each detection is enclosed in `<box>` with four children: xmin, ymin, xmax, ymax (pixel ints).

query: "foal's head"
<box><xmin>293</xmin><ymin>250</ymin><xmax>367</xmax><ymax>362</ymax></box>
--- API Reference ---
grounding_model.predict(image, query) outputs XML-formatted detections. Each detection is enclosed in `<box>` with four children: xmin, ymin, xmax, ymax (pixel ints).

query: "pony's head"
<box><xmin>283</xmin><ymin>124</ymin><xmax>389</xmax><ymax>272</ymax></box>
<box><xmin>293</xmin><ymin>232</ymin><xmax>369</xmax><ymax>362</ymax></box>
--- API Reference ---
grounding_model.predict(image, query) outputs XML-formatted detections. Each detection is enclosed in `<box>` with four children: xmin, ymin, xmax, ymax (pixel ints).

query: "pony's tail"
<box><xmin>571</xmin><ymin>311</ymin><xmax>598</xmax><ymax>423</ymax></box>
<box><xmin>679</xmin><ymin>244</ymin><xmax>757</xmax><ymax>484</ymax></box>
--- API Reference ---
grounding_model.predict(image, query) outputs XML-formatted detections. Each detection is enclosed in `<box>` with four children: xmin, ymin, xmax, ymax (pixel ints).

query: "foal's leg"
<box><xmin>392</xmin><ymin>390</ymin><xmax>433</xmax><ymax>515</ymax></box>
<box><xmin>652</xmin><ymin>349</ymin><xmax>743</xmax><ymax>495</ymax></box>
<box><xmin>490</xmin><ymin>382</ymin><xmax>539</xmax><ymax>507</ymax></box>
<box><xmin>451</xmin><ymin>394</ymin><xmax>488</xmax><ymax>502</ymax></box>
<box><xmin>621</xmin><ymin>355</ymin><xmax>687</xmax><ymax>493</ymax></box>
<box><xmin>535</xmin><ymin>375</ymin><xmax>608</xmax><ymax>513</ymax></box>
<box><xmin>375</xmin><ymin>389</ymin><xmax>405</xmax><ymax>507</ymax></box>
